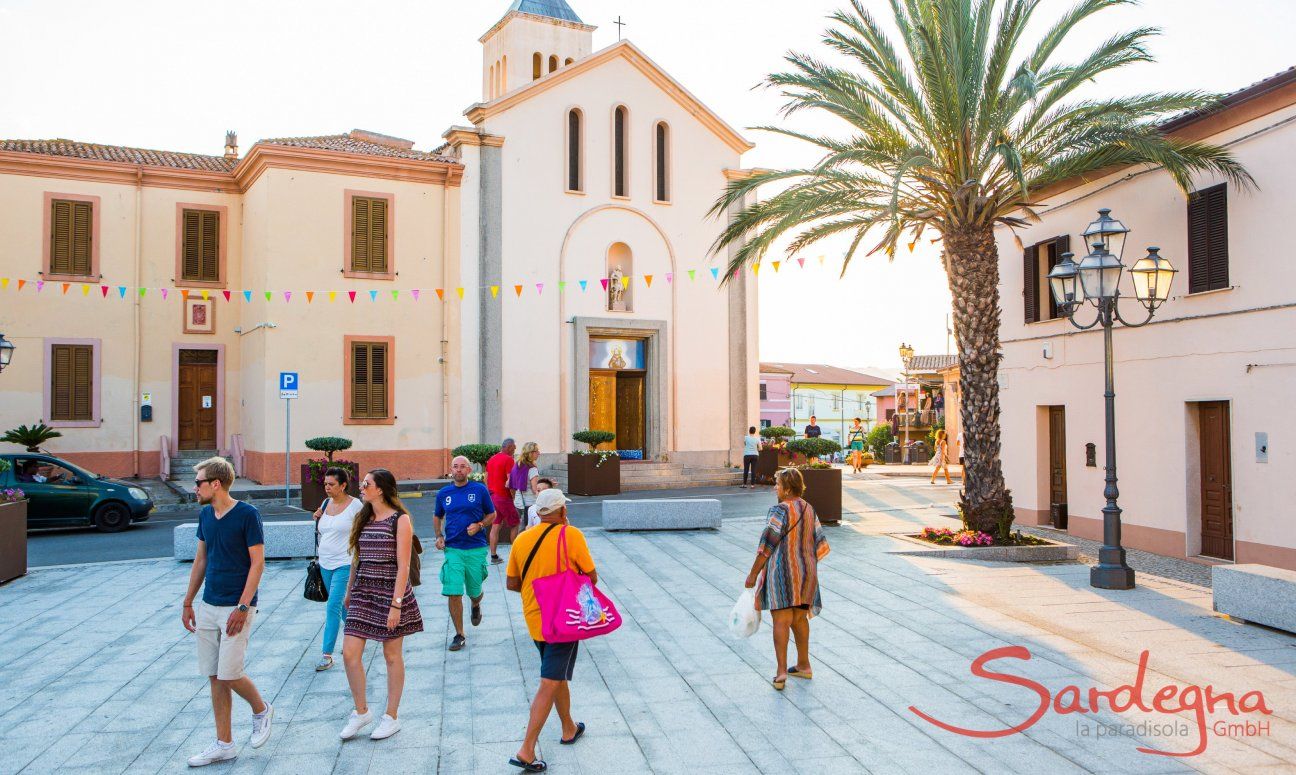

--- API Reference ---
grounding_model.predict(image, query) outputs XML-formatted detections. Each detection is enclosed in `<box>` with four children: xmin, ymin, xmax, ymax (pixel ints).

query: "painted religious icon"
<box><xmin>183</xmin><ymin>298</ymin><xmax>216</xmax><ymax>334</ymax></box>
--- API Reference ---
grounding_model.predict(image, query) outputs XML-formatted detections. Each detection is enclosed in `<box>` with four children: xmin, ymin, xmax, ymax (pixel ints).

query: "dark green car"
<box><xmin>0</xmin><ymin>453</ymin><xmax>153</xmax><ymax>531</ymax></box>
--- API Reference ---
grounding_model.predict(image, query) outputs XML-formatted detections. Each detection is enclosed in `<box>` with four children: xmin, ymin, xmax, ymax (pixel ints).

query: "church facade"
<box><xmin>0</xmin><ymin>0</ymin><xmax>758</xmax><ymax>482</ymax></box>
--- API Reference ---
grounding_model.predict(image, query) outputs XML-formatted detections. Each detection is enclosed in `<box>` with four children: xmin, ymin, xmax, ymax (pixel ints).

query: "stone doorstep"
<box><xmin>885</xmin><ymin>531</ymin><xmax>1080</xmax><ymax>562</ymax></box>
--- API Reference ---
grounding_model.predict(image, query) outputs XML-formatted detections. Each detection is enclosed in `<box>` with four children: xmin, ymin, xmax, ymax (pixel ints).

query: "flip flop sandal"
<box><xmin>508</xmin><ymin>757</ymin><xmax>547</xmax><ymax>772</ymax></box>
<box><xmin>560</xmin><ymin>722</ymin><xmax>586</xmax><ymax>744</ymax></box>
<box><xmin>788</xmin><ymin>667</ymin><xmax>813</xmax><ymax>680</ymax></box>
<box><xmin>772</xmin><ymin>676</ymin><xmax>787</xmax><ymax>691</ymax></box>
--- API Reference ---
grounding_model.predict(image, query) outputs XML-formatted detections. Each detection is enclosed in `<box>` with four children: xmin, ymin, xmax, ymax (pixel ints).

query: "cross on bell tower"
<box><xmin>613</xmin><ymin>15</ymin><xmax>626</xmax><ymax>40</ymax></box>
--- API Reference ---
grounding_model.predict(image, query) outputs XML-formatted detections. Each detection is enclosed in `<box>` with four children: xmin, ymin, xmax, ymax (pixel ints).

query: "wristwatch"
<box><xmin>237</xmin><ymin>604</ymin><xmax>250</xmax><ymax>613</ymax></box>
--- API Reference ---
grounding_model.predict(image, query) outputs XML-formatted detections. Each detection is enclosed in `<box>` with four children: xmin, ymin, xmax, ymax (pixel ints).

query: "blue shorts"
<box><xmin>534</xmin><ymin>640</ymin><xmax>579</xmax><ymax>681</ymax></box>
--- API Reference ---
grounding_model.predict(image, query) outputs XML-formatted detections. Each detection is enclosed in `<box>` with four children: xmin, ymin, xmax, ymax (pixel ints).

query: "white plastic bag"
<box><xmin>728</xmin><ymin>588</ymin><xmax>761</xmax><ymax>638</ymax></box>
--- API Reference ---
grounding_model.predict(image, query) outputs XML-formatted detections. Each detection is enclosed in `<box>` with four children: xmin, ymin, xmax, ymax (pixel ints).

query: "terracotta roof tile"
<box><xmin>905</xmin><ymin>354</ymin><xmax>958</xmax><ymax>372</ymax></box>
<box><xmin>0</xmin><ymin>138</ymin><xmax>235</xmax><ymax>172</ymax></box>
<box><xmin>258</xmin><ymin>132</ymin><xmax>457</xmax><ymax>163</ymax></box>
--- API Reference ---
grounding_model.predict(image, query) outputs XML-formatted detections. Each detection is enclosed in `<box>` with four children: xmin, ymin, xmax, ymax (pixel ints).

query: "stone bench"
<box><xmin>1213</xmin><ymin>564</ymin><xmax>1296</xmax><ymax>634</ymax></box>
<box><xmin>174</xmin><ymin>520</ymin><xmax>316</xmax><ymax>561</ymax></box>
<box><xmin>602</xmin><ymin>498</ymin><xmax>721</xmax><ymax>531</ymax></box>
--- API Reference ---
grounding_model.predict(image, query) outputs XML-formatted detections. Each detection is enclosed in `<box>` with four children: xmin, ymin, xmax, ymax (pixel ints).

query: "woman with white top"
<box><xmin>312</xmin><ymin>466</ymin><xmax>364</xmax><ymax>671</ymax></box>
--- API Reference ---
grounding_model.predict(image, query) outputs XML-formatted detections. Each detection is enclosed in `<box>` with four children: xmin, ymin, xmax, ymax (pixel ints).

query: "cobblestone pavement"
<box><xmin>2</xmin><ymin>478</ymin><xmax>1293</xmax><ymax>774</ymax></box>
<box><xmin>1015</xmin><ymin>526</ymin><xmax>1215</xmax><ymax>589</ymax></box>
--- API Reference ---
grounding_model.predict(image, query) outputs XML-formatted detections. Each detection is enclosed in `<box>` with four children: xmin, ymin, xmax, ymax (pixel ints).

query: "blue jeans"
<box><xmin>320</xmin><ymin>564</ymin><xmax>351</xmax><ymax>655</ymax></box>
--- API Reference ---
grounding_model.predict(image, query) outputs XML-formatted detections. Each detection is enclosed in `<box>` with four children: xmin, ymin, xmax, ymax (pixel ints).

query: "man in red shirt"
<box><xmin>485</xmin><ymin>438</ymin><xmax>518</xmax><ymax>564</ymax></box>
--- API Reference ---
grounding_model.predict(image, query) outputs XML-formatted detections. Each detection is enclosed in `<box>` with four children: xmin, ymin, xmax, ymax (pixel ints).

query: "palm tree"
<box><xmin>711</xmin><ymin>0</ymin><xmax>1250</xmax><ymax>535</ymax></box>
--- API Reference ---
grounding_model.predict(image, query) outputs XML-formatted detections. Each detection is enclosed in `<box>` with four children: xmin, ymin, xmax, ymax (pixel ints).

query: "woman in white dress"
<box><xmin>312</xmin><ymin>466</ymin><xmax>364</xmax><ymax>670</ymax></box>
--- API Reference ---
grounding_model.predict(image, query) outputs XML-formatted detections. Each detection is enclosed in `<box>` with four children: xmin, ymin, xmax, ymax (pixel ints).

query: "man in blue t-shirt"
<box><xmin>180</xmin><ymin>457</ymin><xmax>273</xmax><ymax>767</ymax></box>
<box><xmin>434</xmin><ymin>455</ymin><xmax>497</xmax><ymax>652</ymax></box>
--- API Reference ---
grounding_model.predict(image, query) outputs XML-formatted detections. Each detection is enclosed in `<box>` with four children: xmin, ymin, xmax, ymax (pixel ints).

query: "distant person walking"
<box><xmin>847</xmin><ymin>418</ymin><xmax>867</xmax><ymax>474</ymax></box>
<box><xmin>181</xmin><ymin>456</ymin><xmax>273</xmax><ymax>767</ymax></box>
<box><xmin>511</xmin><ymin>441</ymin><xmax>542</xmax><ymax>517</ymax></box>
<box><xmin>506</xmin><ymin>488</ymin><xmax>595</xmax><ymax>772</ymax></box>
<box><xmin>741</xmin><ymin>426</ymin><xmax>760</xmax><ymax>488</ymax></box>
<box><xmin>930</xmin><ymin>429</ymin><xmax>953</xmax><ymax>484</ymax></box>
<box><xmin>312</xmin><ymin>467</ymin><xmax>364</xmax><ymax>671</ymax></box>
<box><xmin>744</xmin><ymin>468</ymin><xmax>830</xmax><ymax>691</ymax></box>
<box><xmin>487</xmin><ymin>438</ymin><xmax>519</xmax><ymax>565</ymax></box>
<box><xmin>435</xmin><ymin>456</ymin><xmax>496</xmax><ymax>651</ymax></box>
<box><xmin>339</xmin><ymin>469</ymin><xmax>423</xmax><ymax>742</ymax></box>
<box><xmin>803</xmin><ymin>415</ymin><xmax>822</xmax><ymax>438</ymax></box>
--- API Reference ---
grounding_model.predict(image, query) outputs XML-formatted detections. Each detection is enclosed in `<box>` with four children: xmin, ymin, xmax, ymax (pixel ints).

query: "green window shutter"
<box><xmin>369</xmin><ymin>198</ymin><xmax>388</xmax><ymax>273</ymax></box>
<box><xmin>50</xmin><ymin>344</ymin><xmax>93</xmax><ymax>421</ymax></box>
<box><xmin>352</xmin><ymin>197</ymin><xmax>370</xmax><ymax>272</ymax></box>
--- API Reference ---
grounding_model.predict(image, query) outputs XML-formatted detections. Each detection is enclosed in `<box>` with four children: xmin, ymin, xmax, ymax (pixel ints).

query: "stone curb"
<box><xmin>884</xmin><ymin>532</ymin><xmax>1080</xmax><ymax>562</ymax></box>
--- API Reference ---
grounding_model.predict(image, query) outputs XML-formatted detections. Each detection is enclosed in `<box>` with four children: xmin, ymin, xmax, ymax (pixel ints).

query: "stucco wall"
<box><xmin>996</xmin><ymin>101</ymin><xmax>1296</xmax><ymax>568</ymax></box>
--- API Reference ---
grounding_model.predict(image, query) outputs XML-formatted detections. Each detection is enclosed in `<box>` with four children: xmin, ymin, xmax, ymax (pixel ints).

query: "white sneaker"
<box><xmin>339</xmin><ymin>709</ymin><xmax>374</xmax><ymax>740</ymax></box>
<box><xmin>187</xmin><ymin>741</ymin><xmax>237</xmax><ymax>767</ymax></box>
<box><xmin>249</xmin><ymin>703</ymin><xmax>273</xmax><ymax>749</ymax></box>
<box><xmin>370</xmin><ymin>713</ymin><xmax>401</xmax><ymax>740</ymax></box>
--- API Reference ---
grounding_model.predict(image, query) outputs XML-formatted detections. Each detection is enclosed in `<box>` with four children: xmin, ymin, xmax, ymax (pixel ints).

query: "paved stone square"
<box><xmin>2</xmin><ymin>480</ymin><xmax>1294</xmax><ymax>773</ymax></box>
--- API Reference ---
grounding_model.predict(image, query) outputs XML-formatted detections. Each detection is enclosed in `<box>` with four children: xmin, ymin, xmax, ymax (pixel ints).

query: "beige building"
<box><xmin>0</xmin><ymin>0</ymin><xmax>758</xmax><ymax>483</ymax></box>
<box><xmin>996</xmin><ymin>68</ymin><xmax>1296</xmax><ymax>569</ymax></box>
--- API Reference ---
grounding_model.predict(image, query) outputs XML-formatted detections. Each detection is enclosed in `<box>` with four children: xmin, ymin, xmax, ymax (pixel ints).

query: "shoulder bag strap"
<box><xmin>521</xmin><ymin>523</ymin><xmax>559</xmax><ymax>581</ymax></box>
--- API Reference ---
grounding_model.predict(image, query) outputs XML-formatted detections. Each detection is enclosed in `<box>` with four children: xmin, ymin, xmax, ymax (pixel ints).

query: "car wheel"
<box><xmin>94</xmin><ymin>502</ymin><xmax>131</xmax><ymax>533</ymax></box>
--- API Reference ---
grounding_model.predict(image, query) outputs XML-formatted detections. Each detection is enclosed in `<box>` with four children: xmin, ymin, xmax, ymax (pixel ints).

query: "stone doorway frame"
<box><xmin>573</xmin><ymin>317</ymin><xmax>668</xmax><ymax>460</ymax></box>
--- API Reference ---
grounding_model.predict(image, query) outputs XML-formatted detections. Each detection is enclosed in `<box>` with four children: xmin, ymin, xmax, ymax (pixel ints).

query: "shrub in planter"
<box><xmin>2</xmin><ymin>423</ymin><xmax>62</xmax><ymax>453</ymax></box>
<box><xmin>786</xmin><ymin>437</ymin><xmax>841</xmax><ymax>463</ymax></box>
<box><xmin>568</xmin><ymin>430</ymin><xmax>619</xmax><ymax>496</ymax></box>
<box><xmin>452</xmin><ymin>443</ymin><xmax>500</xmax><ymax>471</ymax></box>
<box><xmin>305</xmin><ymin>436</ymin><xmax>353</xmax><ymax>462</ymax></box>
<box><xmin>866</xmin><ymin>425</ymin><xmax>894</xmax><ymax>459</ymax></box>
<box><xmin>759</xmin><ymin>425</ymin><xmax>796</xmax><ymax>448</ymax></box>
<box><xmin>300</xmin><ymin>459</ymin><xmax>359</xmax><ymax>512</ymax></box>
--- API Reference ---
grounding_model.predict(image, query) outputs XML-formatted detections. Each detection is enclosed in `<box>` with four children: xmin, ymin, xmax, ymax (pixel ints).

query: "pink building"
<box><xmin>759</xmin><ymin>364</ymin><xmax>793</xmax><ymax>428</ymax></box>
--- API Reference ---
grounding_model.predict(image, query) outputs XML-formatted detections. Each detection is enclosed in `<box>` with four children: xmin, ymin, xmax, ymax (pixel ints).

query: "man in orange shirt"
<box><xmin>506</xmin><ymin>488</ymin><xmax>595</xmax><ymax>771</ymax></box>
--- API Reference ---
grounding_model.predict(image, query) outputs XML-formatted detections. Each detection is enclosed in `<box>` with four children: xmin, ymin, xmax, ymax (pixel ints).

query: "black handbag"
<box><xmin>304</xmin><ymin>501</ymin><xmax>329</xmax><ymax>602</ymax></box>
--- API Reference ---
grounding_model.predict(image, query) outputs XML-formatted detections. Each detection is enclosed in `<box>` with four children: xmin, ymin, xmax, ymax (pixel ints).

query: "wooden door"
<box><xmin>178</xmin><ymin>354</ymin><xmax>218</xmax><ymax>451</ymax></box>
<box><xmin>588</xmin><ymin>372</ymin><xmax>618</xmax><ymax>450</ymax></box>
<box><xmin>615</xmin><ymin>372</ymin><xmax>646</xmax><ymax>454</ymax></box>
<box><xmin>1048</xmin><ymin>406</ymin><xmax>1067</xmax><ymax>527</ymax></box>
<box><xmin>1199</xmin><ymin>401</ymin><xmax>1234</xmax><ymax>559</ymax></box>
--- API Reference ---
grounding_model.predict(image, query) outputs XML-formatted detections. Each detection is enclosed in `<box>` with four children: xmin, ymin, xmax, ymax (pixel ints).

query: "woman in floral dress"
<box><xmin>339</xmin><ymin>469</ymin><xmax>423</xmax><ymax>742</ymax></box>
<box><xmin>745</xmin><ymin>468</ymin><xmax>830</xmax><ymax>690</ymax></box>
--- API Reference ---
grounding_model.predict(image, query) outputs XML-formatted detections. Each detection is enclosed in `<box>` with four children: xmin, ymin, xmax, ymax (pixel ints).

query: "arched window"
<box><xmin>501</xmin><ymin>55</ymin><xmax>507</xmax><ymax>93</ymax></box>
<box><xmin>532</xmin><ymin>52</ymin><xmax>542</xmax><ymax>80</ymax></box>
<box><xmin>567</xmin><ymin>109</ymin><xmax>583</xmax><ymax>192</ymax></box>
<box><xmin>613</xmin><ymin>106</ymin><xmax>628</xmax><ymax>197</ymax></box>
<box><xmin>654</xmin><ymin>122</ymin><xmax>671</xmax><ymax>202</ymax></box>
<box><xmin>548</xmin><ymin>55</ymin><xmax>559</xmax><ymax>73</ymax></box>
<box><xmin>564</xmin><ymin>57</ymin><xmax>574</xmax><ymax>66</ymax></box>
<box><xmin>489</xmin><ymin>63</ymin><xmax>496</xmax><ymax>98</ymax></box>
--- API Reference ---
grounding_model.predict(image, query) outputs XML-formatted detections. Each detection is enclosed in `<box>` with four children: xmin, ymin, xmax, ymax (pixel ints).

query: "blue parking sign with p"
<box><xmin>279</xmin><ymin>372</ymin><xmax>299</xmax><ymax>399</ymax></box>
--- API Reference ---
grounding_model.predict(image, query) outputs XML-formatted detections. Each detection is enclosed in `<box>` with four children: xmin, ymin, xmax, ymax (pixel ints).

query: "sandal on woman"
<box><xmin>315</xmin><ymin>655</ymin><xmax>334</xmax><ymax>671</ymax></box>
<box><xmin>788</xmin><ymin>667</ymin><xmax>813</xmax><ymax>680</ymax></box>
<box><xmin>508</xmin><ymin>757</ymin><xmax>547</xmax><ymax>772</ymax></box>
<box><xmin>772</xmin><ymin>675</ymin><xmax>787</xmax><ymax>691</ymax></box>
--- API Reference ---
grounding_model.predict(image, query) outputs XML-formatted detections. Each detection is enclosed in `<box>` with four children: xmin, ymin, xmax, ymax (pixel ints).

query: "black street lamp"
<box><xmin>1047</xmin><ymin>209</ymin><xmax>1177</xmax><ymax>590</ymax></box>
<box><xmin>0</xmin><ymin>333</ymin><xmax>14</xmax><ymax>373</ymax></box>
<box><xmin>898</xmin><ymin>342</ymin><xmax>915</xmax><ymax>462</ymax></box>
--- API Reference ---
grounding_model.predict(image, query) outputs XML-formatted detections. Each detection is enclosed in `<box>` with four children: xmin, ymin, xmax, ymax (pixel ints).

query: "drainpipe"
<box><xmin>440</xmin><ymin>182</ymin><xmax>451</xmax><ymax>467</ymax></box>
<box><xmin>132</xmin><ymin>167</ymin><xmax>143</xmax><ymax>477</ymax></box>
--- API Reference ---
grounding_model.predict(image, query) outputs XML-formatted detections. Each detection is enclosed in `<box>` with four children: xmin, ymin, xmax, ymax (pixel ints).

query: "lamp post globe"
<box><xmin>1077</xmin><ymin>243</ymin><xmax>1125</xmax><ymax>301</ymax></box>
<box><xmin>1047</xmin><ymin>251</ymin><xmax>1083</xmax><ymax>310</ymax></box>
<box><xmin>0</xmin><ymin>333</ymin><xmax>14</xmax><ymax>372</ymax></box>
<box><xmin>1082</xmin><ymin>207</ymin><xmax>1130</xmax><ymax>261</ymax></box>
<box><xmin>1129</xmin><ymin>247</ymin><xmax>1178</xmax><ymax>309</ymax></box>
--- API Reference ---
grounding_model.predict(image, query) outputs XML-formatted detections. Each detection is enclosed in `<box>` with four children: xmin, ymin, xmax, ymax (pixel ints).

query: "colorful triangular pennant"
<box><xmin>490</xmin><ymin>285</ymin><xmax>499</xmax><ymax>298</ymax></box>
<box><xmin>306</xmin><ymin>291</ymin><xmax>315</xmax><ymax>303</ymax></box>
<box><xmin>513</xmin><ymin>285</ymin><xmax>523</xmax><ymax>297</ymax></box>
<box><xmin>243</xmin><ymin>290</ymin><xmax>252</xmax><ymax>302</ymax></box>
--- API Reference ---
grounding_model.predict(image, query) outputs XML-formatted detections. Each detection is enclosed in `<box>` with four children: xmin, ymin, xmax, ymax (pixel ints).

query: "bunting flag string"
<box><xmin>490</xmin><ymin>286</ymin><xmax>500</xmax><ymax>299</ymax></box>
<box><xmin>436</xmin><ymin>288</ymin><xmax>445</xmax><ymax>301</ymax></box>
<box><xmin>369</xmin><ymin>290</ymin><xmax>378</xmax><ymax>302</ymax></box>
<box><xmin>579</xmin><ymin>280</ymin><xmax>588</xmax><ymax>292</ymax></box>
<box><xmin>306</xmin><ymin>291</ymin><xmax>315</xmax><ymax>303</ymax></box>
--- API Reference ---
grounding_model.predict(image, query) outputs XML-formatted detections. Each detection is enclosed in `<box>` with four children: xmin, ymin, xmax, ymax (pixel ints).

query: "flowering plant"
<box><xmin>304</xmin><ymin>459</ymin><xmax>358</xmax><ymax>485</ymax></box>
<box><xmin>0</xmin><ymin>487</ymin><xmax>25</xmax><ymax>504</ymax></box>
<box><xmin>919</xmin><ymin>527</ymin><xmax>994</xmax><ymax>546</ymax></box>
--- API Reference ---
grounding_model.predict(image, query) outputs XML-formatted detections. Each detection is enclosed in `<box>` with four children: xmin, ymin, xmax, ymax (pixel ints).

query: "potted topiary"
<box><xmin>0</xmin><ymin>478</ymin><xmax>27</xmax><ymax>583</ymax></box>
<box><xmin>2</xmin><ymin>423</ymin><xmax>62</xmax><ymax>453</ymax></box>
<box><xmin>451</xmin><ymin>444</ymin><xmax>500</xmax><ymax>476</ymax></box>
<box><xmin>785</xmin><ymin>437</ymin><xmax>843</xmax><ymax>525</ymax></box>
<box><xmin>568</xmin><ymin>430</ymin><xmax>619</xmax><ymax>496</ymax></box>
<box><xmin>757</xmin><ymin>426</ymin><xmax>795</xmax><ymax>483</ymax></box>
<box><xmin>300</xmin><ymin>436</ymin><xmax>358</xmax><ymax>511</ymax></box>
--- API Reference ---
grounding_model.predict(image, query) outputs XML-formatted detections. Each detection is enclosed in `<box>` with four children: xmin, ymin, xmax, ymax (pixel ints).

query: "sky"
<box><xmin>2</xmin><ymin>0</ymin><xmax>1291</xmax><ymax>374</ymax></box>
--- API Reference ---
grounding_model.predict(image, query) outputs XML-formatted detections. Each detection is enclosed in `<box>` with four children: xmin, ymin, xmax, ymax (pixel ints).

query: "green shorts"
<box><xmin>440</xmin><ymin>546</ymin><xmax>489</xmax><ymax>598</ymax></box>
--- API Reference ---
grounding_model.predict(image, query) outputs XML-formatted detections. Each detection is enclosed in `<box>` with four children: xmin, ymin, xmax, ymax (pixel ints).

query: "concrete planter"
<box><xmin>797</xmin><ymin>467</ymin><xmax>842</xmax><ymax>525</ymax></box>
<box><xmin>755</xmin><ymin>448</ymin><xmax>779</xmax><ymax>484</ymax></box>
<box><xmin>886</xmin><ymin>532</ymin><xmax>1079</xmax><ymax>562</ymax></box>
<box><xmin>299</xmin><ymin>462</ymin><xmax>360</xmax><ymax>512</ymax></box>
<box><xmin>566</xmin><ymin>453</ymin><xmax>620</xmax><ymax>496</ymax></box>
<box><xmin>0</xmin><ymin>500</ymin><xmax>28</xmax><ymax>583</ymax></box>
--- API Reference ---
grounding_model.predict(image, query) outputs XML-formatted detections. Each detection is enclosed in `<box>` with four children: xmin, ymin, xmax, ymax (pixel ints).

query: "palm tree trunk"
<box><xmin>943</xmin><ymin>227</ymin><xmax>1014</xmax><ymax>536</ymax></box>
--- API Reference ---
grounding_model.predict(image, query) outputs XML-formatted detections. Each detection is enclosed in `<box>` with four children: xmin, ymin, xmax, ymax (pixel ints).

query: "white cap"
<box><xmin>534</xmin><ymin>488</ymin><xmax>572</xmax><ymax>515</ymax></box>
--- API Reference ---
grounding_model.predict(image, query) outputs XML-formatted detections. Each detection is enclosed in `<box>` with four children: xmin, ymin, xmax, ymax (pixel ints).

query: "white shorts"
<box><xmin>195</xmin><ymin>600</ymin><xmax>257</xmax><ymax>680</ymax></box>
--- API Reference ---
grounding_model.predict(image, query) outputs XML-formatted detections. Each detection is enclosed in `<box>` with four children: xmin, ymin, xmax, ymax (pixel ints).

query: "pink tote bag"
<box><xmin>531</xmin><ymin>526</ymin><xmax>622</xmax><ymax>642</ymax></box>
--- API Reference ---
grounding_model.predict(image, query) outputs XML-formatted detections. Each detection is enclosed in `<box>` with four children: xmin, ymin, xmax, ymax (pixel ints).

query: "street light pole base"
<box><xmin>1090</xmin><ymin>563</ymin><xmax>1135</xmax><ymax>590</ymax></box>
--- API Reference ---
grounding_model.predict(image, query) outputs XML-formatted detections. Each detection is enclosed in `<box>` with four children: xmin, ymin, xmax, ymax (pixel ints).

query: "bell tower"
<box><xmin>479</xmin><ymin>0</ymin><xmax>596</xmax><ymax>101</ymax></box>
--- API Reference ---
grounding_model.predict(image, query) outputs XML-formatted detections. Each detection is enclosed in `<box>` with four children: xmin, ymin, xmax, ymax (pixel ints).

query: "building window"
<box><xmin>759</xmin><ymin>382</ymin><xmax>768</xmax><ymax>400</ymax></box>
<box><xmin>180</xmin><ymin>208</ymin><xmax>221</xmax><ymax>283</ymax></box>
<box><xmin>346</xmin><ymin>192</ymin><xmax>393</xmax><ymax>278</ymax></box>
<box><xmin>1188</xmin><ymin>183</ymin><xmax>1229</xmax><ymax>293</ymax></box>
<box><xmin>48</xmin><ymin>198</ymin><xmax>94</xmax><ymax>277</ymax></box>
<box><xmin>489</xmin><ymin>63</ymin><xmax>496</xmax><ymax>98</ymax></box>
<box><xmin>346</xmin><ymin>338</ymin><xmax>392</xmax><ymax>423</ymax></box>
<box><xmin>761</xmin><ymin>419</ymin><xmax>772</xmax><ymax>429</ymax></box>
<box><xmin>653</xmin><ymin>122</ymin><xmax>670</xmax><ymax>202</ymax></box>
<box><xmin>501</xmin><ymin>55</ymin><xmax>507</xmax><ymax>93</ymax></box>
<box><xmin>1023</xmin><ymin>235</ymin><xmax>1071</xmax><ymax>322</ymax></box>
<box><xmin>613</xmin><ymin>106</ymin><xmax>628</xmax><ymax>197</ymax></box>
<box><xmin>564</xmin><ymin>57</ymin><xmax>573</xmax><ymax>66</ymax></box>
<box><xmin>549</xmin><ymin>54</ymin><xmax>558</xmax><ymax>73</ymax></box>
<box><xmin>532</xmin><ymin>52</ymin><xmax>542</xmax><ymax>80</ymax></box>
<box><xmin>832</xmin><ymin>394</ymin><xmax>842</xmax><ymax>413</ymax></box>
<box><xmin>44</xmin><ymin>338</ymin><xmax>100</xmax><ymax>427</ymax></box>
<box><xmin>567</xmin><ymin>109</ymin><xmax>583</xmax><ymax>192</ymax></box>
<box><xmin>795</xmin><ymin>395</ymin><xmax>804</xmax><ymax>412</ymax></box>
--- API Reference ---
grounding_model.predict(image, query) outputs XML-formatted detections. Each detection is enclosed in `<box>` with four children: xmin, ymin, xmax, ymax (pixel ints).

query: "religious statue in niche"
<box><xmin>607</xmin><ymin>265</ymin><xmax>626</xmax><ymax>311</ymax></box>
<box><xmin>608</xmin><ymin>344</ymin><xmax>627</xmax><ymax>369</ymax></box>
